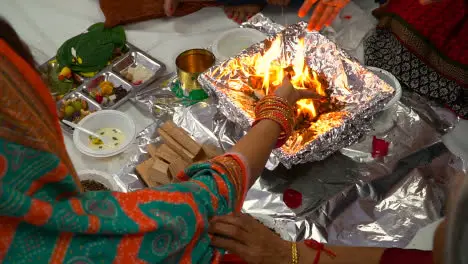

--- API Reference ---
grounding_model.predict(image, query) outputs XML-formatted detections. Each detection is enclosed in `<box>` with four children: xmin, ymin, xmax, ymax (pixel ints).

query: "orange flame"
<box><xmin>221</xmin><ymin>36</ymin><xmax>326</xmax><ymax>119</ymax></box>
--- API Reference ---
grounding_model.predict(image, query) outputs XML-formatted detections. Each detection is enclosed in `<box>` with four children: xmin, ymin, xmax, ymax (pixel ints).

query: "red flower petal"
<box><xmin>283</xmin><ymin>188</ymin><xmax>302</xmax><ymax>209</ymax></box>
<box><xmin>372</xmin><ymin>136</ymin><xmax>390</xmax><ymax>158</ymax></box>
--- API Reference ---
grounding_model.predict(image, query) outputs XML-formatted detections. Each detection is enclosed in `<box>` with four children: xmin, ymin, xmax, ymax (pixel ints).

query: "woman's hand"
<box><xmin>275</xmin><ymin>77</ymin><xmax>324</xmax><ymax>105</ymax></box>
<box><xmin>298</xmin><ymin>0</ymin><xmax>350</xmax><ymax>31</ymax></box>
<box><xmin>209</xmin><ymin>213</ymin><xmax>291</xmax><ymax>264</ymax></box>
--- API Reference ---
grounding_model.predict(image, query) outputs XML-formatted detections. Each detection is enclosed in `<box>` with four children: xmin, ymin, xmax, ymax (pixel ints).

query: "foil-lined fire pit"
<box><xmin>199</xmin><ymin>22</ymin><xmax>394</xmax><ymax>168</ymax></box>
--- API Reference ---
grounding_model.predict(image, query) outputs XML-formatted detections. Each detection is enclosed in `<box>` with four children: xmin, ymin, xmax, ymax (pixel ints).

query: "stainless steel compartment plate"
<box><xmin>80</xmin><ymin>71</ymin><xmax>133</xmax><ymax>110</ymax></box>
<box><xmin>57</xmin><ymin>91</ymin><xmax>102</xmax><ymax>134</ymax></box>
<box><xmin>112</xmin><ymin>49</ymin><xmax>165</xmax><ymax>89</ymax></box>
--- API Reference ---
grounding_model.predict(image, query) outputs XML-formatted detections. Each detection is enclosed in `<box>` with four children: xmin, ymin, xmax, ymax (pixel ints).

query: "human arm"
<box><xmin>210</xmin><ymin>213</ymin><xmax>436</xmax><ymax>264</ymax></box>
<box><xmin>298</xmin><ymin>0</ymin><xmax>350</xmax><ymax>31</ymax></box>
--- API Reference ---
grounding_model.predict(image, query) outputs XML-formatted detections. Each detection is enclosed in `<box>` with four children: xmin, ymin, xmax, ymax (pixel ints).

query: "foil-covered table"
<box><xmin>119</xmin><ymin>14</ymin><xmax>461</xmax><ymax>247</ymax></box>
<box><xmin>199</xmin><ymin>18</ymin><xmax>394</xmax><ymax>168</ymax></box>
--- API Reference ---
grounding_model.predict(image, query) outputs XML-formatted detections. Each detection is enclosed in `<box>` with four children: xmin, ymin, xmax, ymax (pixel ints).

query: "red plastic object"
<box><xmin>343</xmin><ymin>15</ymin><xmax>352</xmax><ymax>20</ymax></box>
<box><xmin>372</xmin><ymin>136</ymin><xmax>390</xmax><ymax>158</ymax></box>
<box><xmin>220</xmin><ymin>254</ymin><xmax>247</xmax><ymax>264</ymax></box>
<box><xmin>283</xmin><ymin>188</ymin><xmax>302</xmax><ymax>209</ymax></box>
<box><xmin>133</xmin><ymin>80</ymin><xmax>143</xmax><ymax>85</ymax></box>
<box><xmin>95</xmin><ymin>95</ymin><xmax>103</xmax><ymax>104</ymax></box>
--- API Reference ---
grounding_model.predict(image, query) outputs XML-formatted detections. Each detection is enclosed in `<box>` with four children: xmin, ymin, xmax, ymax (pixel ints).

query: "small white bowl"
<box><xmin>213</xmin><ymin>28</ymin><xmax>267</xmax><ymax>61</ymax></box>
<box><xmin>73</xmin><ymin>110</ymin><xmax>136</xmax><ymax>158</ymax></box>
<box><xmin>367</xmin><ymin>66</ymin><xmax>402</xmax><ymax>110</ymax></box>
<box><xmin>78</xmin><ymin>169</ymin><xmax>127</xmax><ymax>192</ymax></box>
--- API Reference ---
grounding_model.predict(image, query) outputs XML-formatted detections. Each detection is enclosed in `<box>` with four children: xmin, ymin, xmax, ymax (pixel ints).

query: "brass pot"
<box><xmin>175</xmin><ymin>49</ymin><xmax>215</xmax><ymax>94</ymax></box>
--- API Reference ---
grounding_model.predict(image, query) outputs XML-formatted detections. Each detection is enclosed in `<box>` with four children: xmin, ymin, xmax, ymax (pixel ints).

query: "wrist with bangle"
<box><xmin>291</xmin><ymin>240</ymin><xmax>337</xmax><ymax>264</ymax></box>
<box><xmin>253</xmin><ymin>95</ymin><xmax>295</xmax><ymax>148</ymax></box>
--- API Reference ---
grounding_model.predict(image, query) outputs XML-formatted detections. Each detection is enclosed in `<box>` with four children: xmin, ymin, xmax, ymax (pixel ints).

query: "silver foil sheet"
<box><xmin>199</xmin><ymin>19</ymin><xmax>394</xmax><ymax>168</ymax></box>
<box><xmin>117</xmin><ymin>93</ymin><xmax>458</xmax><ymax>247</ymax></box>
<box><xmin>116</xmin><ymin>14</ymin><xmax>461</xmax><ymax>248</ymax></box>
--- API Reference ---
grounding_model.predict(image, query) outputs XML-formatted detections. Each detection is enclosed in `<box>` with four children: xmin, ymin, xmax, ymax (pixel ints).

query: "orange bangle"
<box><xmin>253</xmin><ymin>95</ymin><xmax>294</xmax><ymax>148</ymax></box>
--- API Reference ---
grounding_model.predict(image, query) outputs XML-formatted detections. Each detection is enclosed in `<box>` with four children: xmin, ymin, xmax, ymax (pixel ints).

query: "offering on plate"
<box><xmin>88</xmin><ymin>128</ymin><xmax>125</xmax><ymax>150</ymax></box>
<box><xmin>121</xmin><ymin>64</ymin><xmax>153</xmax><ymax>85</ymax></box>
<box><xmin>87</xmin><ymin>80</ymin><xmax>129</xmax><ymax>107</ymax></box>
<box><xmin>56</xmin><ymin>23</ymin><xmax>128</xmax><ymax>78</ymax></box>
<box><xmin>40</xmin><ymin>60</ymin><xmax>78</xmax><ymax>101</ymax></box>
<box><xmin>58</xmin><ymin>98</ymin><xmax>93</xmax><ymax>123</ymax></box>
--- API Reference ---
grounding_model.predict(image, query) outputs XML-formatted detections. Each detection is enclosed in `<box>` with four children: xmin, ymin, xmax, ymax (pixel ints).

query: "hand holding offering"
<box><xmin>298</xmin><ymin>0</ymin><xmax>350</xmax><ymax>31</ymax></box>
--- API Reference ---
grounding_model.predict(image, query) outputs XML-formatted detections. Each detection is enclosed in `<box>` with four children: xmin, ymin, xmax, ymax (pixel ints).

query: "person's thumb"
<box><xmin>297</xmin><ymin>89</ymin><xmax>326</xmax><ymax>100</ymax></box>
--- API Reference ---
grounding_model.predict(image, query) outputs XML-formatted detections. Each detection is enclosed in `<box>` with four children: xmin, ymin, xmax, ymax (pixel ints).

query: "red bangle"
<box><xmin>253</xmin><ymin>95</ymin><xmax>294</xmax><ymax>148</ymax></box>
<box><xmin>304</xmin><ymin>240</ymin><xmax>337</xmax><ymax>264</ymax></box>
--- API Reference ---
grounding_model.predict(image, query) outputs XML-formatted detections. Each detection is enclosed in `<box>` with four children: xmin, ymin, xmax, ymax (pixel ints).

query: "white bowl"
<box><xmin>367</xmin><ymin>66</ymin><xmax>402</xmax><ymax>110</ymax></box>
<box><xmin>73</xmin><ymin>110</ymin><xmax>136</xmax><ymax>158</ymax></box>
<box><xmin>213</xmin><ymin>28</ymin><xmax>267</xmax><ymax>61</ymax></box>
<box><xmin>78</xmin><ymin>169</ymin><xmax>127</xmax><ymax>192</ymax></box>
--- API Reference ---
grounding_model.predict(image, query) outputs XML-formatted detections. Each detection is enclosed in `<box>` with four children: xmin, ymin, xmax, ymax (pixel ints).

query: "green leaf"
<box><xmin>56</xmin><ymin>34</ymin><xmax>81</xmax><ymax>67</ymax></box>
<box><xmin>88</xmin><ymin>22</ymin><xmax>105</xmax><ymax>32</ymax></box>
<box><xmin>110</xmin><ymin>25</ymin><xmax>126</xmax><ymax>48</ymax></box>
<box><xmin>48</xmin><ymin>66</ymin><xmax>74</xmax><ymax>94</ymax></box>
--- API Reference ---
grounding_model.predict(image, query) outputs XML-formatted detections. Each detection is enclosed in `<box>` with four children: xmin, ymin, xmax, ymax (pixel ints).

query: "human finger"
<box><xmin>325</xmin><ymin>7</ymin><xmax>339</xmax><ymax>26</ymax></box>
<box><xmin>208</xmin><ymin>222</ymin><xmax>250</xmax><ymax>243</ymax></box>
<box><xmin>210</xmin><ymin>214</ymin><xmax>250</xmax><ymax>232</ymax></box>
<box><xmin>315</xmin><ymin>4</ymin><xmax>335</xmax><ymax>30</ymax></box>
<box><xmin>297</xmin><ymin>89</ymin><xmax>326</xmax><ymax>100</ymax></box>
<box><xmin>419</xmin><ymin>0</ymin><xmax>440</xmax><ymax>5</ymax></box>
<box><xmin>298</xmin><ymin>0</ymin><xmax>319</xmax><ymax>17</ymax></box>
<box><xmin>211</xmin><ymin>236</ymin><xmax>250</xmax><ymax>257</ymax></box>
<box><xmin>307</xmin><ymin>2</ymin><xmax>326</xmax><ymax>31</ymax></box>
<box><xmin>164</xmin><ymin>0</ymin><xmax>172</xmax><ymax>16</ymax></box>
<box><xmin>232</xmin><ymin>11</ymin><xmax>240</xmax><ymax>23</ymax></box>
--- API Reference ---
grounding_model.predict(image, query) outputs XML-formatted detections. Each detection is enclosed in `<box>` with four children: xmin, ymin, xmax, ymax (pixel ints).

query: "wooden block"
<box><xmin>151</xmin><ymin>144</ymin><xmax>181</xmax><ymax>164</ymax></box>
<box><xmin>195</xmin><ymin>144</ymin><xmax>223</xmax><ymax>162</ymax></box>
<box><xmin>158</xmin><ymin>128</ymin><xmax>195</xmax><ymax>162</ymax></box>
<box><xmin>147</xmin><ymin>144</ymin><xmax>160</xmax><ymax>159</ymax></box>
<box><xmin>136</xmin><ymin>158</ymin><xmax>160</xmax><ymax>187</ymax></box>
<box><xmin>202</xmin><ymin>144</ymin><xmax>223</xmax><ymax>159</ymax></box>
<box><xmin>169</xmin><ymin>157</ymin><xmax>190</xmax><ymax>180</ymax></box>
<box><xmin>161</xmin><ymin>121</ymin><xmax>202</xmax><ymax>156</ymax></box>
<box><xmin>148</xmin><ymin>158</ymin><xmax>171</xmax><ymax>185</ymax></box>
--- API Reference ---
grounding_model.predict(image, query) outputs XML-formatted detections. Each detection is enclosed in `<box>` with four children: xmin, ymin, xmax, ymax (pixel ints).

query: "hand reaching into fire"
<box><xmin>275</xmin><ymin>76</ymin><xmax>323</xmax><ymax>105</ymax></box>
<box><xmin>298</xmin><ymin>0</ymin><xmax>350</xmax><ymax>31</ymax></box>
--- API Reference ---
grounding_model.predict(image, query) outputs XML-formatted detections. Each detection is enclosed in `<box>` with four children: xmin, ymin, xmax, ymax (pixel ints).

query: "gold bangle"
<box><xmin>292</xmin><ymin>242</ymin><xmax>298</xmax><ymax>264</ymax></box>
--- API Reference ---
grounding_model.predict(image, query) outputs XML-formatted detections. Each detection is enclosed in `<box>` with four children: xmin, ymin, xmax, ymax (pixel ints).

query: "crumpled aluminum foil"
<box><xmin>116</xmin><ymin>95</ymin><xmax>458</xmax><ymax>247</ymax></box>
<box><xmin>199</xmin><ymin>18</ymin><xmax>394</xmax><ymax>168</ymax></box>
<box><xmin>115</xmin><ymin>13</ymin><xmax>462</xmax><ymax>248</ymax></box>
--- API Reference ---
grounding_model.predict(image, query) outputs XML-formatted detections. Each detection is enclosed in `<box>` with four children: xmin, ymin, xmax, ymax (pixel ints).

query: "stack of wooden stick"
<box><xmin>136</xmin><ymin>121</ymin><xmax>222</xmax><ymax>187</ymax></box>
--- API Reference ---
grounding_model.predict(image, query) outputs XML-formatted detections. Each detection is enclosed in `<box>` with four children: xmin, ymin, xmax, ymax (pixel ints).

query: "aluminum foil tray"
<box><xmin>199</xmin><ymin>21</ymin><xmax>395</xmax><ymax>168</ymax></box>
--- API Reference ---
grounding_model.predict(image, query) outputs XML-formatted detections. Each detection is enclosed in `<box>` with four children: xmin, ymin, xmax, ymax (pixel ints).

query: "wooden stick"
<box><xmin>158</xmin><ymin>128</ymin><xmax>195</xmax><ymax>162</ymax></box>
<box><xmin>169</xmin><ymin>157</ymin><xmax>190</xmax><ymax>180</ymax></box>
<box><xmin>196</xmin><ymin>144</ymin><xmax>223</xmax><ymax>161</ymax></box>
<box><xmin>161</xmin><ymin>121</ymin><xmax>202</xmax><ymax>156</ymax></box>
<box><xmin>136</xmin><ymin>158</ymin><xmax>160</xmax><ymax>187</ymax></box>
<box><xmin>148</xmin><ymin>158</ymin><xmax>171</xmax><ymax>185</ymax></box>
<box><xmin>148</xmin><ymin>143</ymin><xmax>181</xmax><ymax>164</ymax></box>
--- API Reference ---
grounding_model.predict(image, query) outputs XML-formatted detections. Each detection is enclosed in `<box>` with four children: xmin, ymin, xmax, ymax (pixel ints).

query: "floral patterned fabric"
<box><xmin>365</xmin><ymin>0</ymin><xmax>467</xmax><ymax>118</ymax></box>
<box><xmin>364</xmin><ymin>29</ymin><xmax>467</xmax><ymax>118</ymax></box>
<box><xmin>0</xmin><ymin>138</ymin><xmax>246</xmax><ymax>263</ymax></box>
<box><xmin>0</xmin><ymin>39</ymin><xmax>248</xmax><ymax>263</ymax></box>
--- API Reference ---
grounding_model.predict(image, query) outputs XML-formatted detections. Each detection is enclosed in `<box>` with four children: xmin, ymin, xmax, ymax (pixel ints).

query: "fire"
<box><xmin>221</xmin><ymin>36</ymin><xmax>327</xmax><ymax>120</ymax></box>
